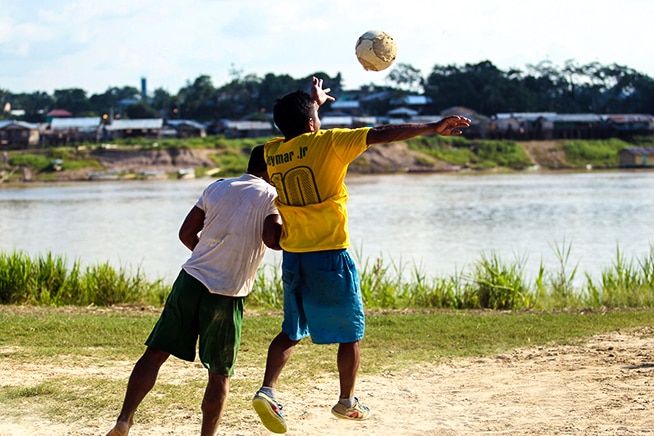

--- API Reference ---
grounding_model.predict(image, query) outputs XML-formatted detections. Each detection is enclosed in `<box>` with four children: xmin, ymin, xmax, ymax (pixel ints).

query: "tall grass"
<box><xmin>584</xmin><ymin>246</ymin><xmax>654</xmax><ymax>307</ymax></box>
<box><xmin>562</xmin><ymin>138</ymin><xmax>631</xmax><ymax>168</ymax></box>
<box><xmin>0</xmin><ymin>250</ymin><xmax>168</xmax><ymax>306</ymax></box>
<box><xmin>2</xmin><ymin>244</ymin><xmax>654</xmax><ymax>310</ymax></box>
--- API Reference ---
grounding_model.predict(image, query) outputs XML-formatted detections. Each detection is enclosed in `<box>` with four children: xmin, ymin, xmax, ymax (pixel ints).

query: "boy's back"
<box><xmin>265</xmin><ymin>128</ymin><xmax>369</xmax><ymax>253</ymax></box>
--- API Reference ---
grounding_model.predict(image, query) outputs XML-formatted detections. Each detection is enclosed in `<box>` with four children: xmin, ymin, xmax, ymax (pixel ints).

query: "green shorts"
<box><xmin>145</xmin><ymin>269</ymin><xmax>244</xmax><ymax>376</ymax></box>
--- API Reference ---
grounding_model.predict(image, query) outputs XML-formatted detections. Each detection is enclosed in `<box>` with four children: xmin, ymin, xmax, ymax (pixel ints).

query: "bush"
<box><xmin>563</xmin><ymin>138</ymin><xmax>630</xmax><ymax>168</ymax></box>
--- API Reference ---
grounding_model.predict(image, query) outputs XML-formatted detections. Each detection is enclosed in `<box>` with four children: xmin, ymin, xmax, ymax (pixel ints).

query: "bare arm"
<box><xmin>366</xmin><ymin>115</ymin><xmax>471</xmax><ymax>145</ymax></box>
<box><xmin>178</xmin><ymin>206</ymin><xmax>205</xmax><ymax>251</ymax></box>
<box><xmin>262</xmin><ymin>213</ymin><xmax>282</xmax><ymax>250</ymax></box>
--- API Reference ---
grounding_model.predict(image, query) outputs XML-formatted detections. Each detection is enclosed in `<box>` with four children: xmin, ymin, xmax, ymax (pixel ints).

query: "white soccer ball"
<box><xmin>355</xmin><ymin>30</ymin><xmax>397</xmax><ymax>72</ymax></box>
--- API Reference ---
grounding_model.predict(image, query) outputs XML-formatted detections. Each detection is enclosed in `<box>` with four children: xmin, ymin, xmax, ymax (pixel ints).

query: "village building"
<box><xmin>104</xmin><ymin>118</ymin><xmax>163</xmax><ymax>139</ymax></box>
<box><xmin>0</xmin><ymin>120</ymin><xmax>40</xmax><ymax>149</ymax></box>
<box><xmin>619</xmin><ymin>147</ymin><xmax>654</xmax><ymax>168</ymax></box>
<box><xmin>43</xmin><ymin>117</ymin><xmax>102</xmax><ymax>146</ymax></box>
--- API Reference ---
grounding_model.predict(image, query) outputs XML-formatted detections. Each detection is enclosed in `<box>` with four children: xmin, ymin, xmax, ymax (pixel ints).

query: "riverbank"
<box><xmin>1</xmin><ymin>140</ymin><xmax>567</xmax><ymax>184</ymax></box>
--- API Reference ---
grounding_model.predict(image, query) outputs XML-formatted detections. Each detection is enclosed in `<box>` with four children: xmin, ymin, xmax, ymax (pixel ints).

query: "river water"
<box><xmin>1</xmin><ymin>170</ymin><xmax>653</xmax><ymax>286</ymax></box>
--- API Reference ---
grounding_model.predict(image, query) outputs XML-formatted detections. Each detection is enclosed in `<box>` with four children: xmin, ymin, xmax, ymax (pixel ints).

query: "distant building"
<box><xmin>0</xmin><ymin>120</ymin><xmax>40</xmax><ymax>149</ymax></box>
<box><xmin>105</xmin><ymin>118</ymin><xmax>163</xmax><ymax>138</ymax></box>
<box><xmin>329</xmin><ymin>100</ymin><xmax>361</xmax><ymax>116</ymax></box>
<box><xmin>606</xmin><ymin>114</ymin><xmax>654</xmax><ymax>138</ymax></box>
<box><xmin>45</xmin><ymin>109</ymin><xmax>73</xmax><ymax>123</ymax></box>
<box><xmin>210</xmin><ymin>120</ymin><xmax>274</xmax><ymax>138</ymax></box>
<box><xmin>43</xmin><ymin>117</ymin><xmax>102</xmax><ymax>145</ymax></box>
<box><xmin>164</xmin><ymin>119</ymin><xmax>207</xmax><ymax>138</ymax></box>
<box><xmin>619</xmin><ymin>147</ymin><xmax>654</xmax><ymax>168</ymax></box>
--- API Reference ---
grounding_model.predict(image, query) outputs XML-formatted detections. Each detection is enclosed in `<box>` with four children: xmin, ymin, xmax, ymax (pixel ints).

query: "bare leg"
<box><xmin>200</xmin><ymin>372</ymin><xmax>230</xmax><ymax>436</ymax></box>
<box><xmin>262</xmin><ymin>332</ymin><xmax>300</xmax><ymax>388</ymax></box>
<box><xmin>106</xmin><ymin>347</ymin><xmax>170</xmax><ymax>436</ymax></box>
<box><xmin>337</xmin><ymin>341</ymin><xmax>360</xmax><ymax>399</ymax></box>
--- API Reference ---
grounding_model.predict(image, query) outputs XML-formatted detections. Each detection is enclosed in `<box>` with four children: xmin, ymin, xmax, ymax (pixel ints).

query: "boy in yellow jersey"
<box><xmin>252</xmin><ymin>77</ymin><xmax>470</xmax><ymax>433</ymax></box>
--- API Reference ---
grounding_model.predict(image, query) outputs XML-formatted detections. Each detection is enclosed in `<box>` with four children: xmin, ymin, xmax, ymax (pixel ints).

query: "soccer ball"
<box><xmin>355</xmin><ymin>30</ymin><xmax>397</xmax><ymax>72</ymax></box>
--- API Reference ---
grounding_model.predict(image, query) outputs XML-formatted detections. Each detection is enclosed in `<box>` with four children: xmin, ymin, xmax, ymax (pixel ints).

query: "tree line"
<box><xmin>1</xmin><ymin>59</ymin><xmax>653</xmax><ymax>124</ymax></box>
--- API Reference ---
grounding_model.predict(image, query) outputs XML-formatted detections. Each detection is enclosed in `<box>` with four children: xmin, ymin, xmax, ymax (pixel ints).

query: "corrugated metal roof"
<box><xmin>321</xmin><ymin>116</ymin><xmax>353</xmax><ymax>126</ymax></box>
<box><xmin>0</xmin><ymin>120</ymin><xmax>38</xmax><ymax>130</ymax></box>
<box><xmin>403</xmin><ymin>95</ymin><xmax>431</xmax><ymax>105</ymax></box>
<box><xmin>352</xmin><ymin>116</ymin><xmax>377</xmax><ymax>124</ymax></box>
<box><xmin>550</xmin><ymin>114</ymin><xmax>603</xmax><ymax>122</ymax></box>
<box><xmin>606</xmin><ymin>114</ymin><xmax>654</xmax><ymax>123</ymax></box>
<box><xmin>46</xmin><ymin>109</ymin><xmax>73</xmax><ymax>117</ymax></box>
<box><xmin>495</xmin><ymin>112</ymin><xmax>557</xmax><ymax>120</ymax></box>
<box><xmin>330</xmin><ymin>101</ymin><xmax>360</xmax><ymax>109</ymax></box>
<box><xmin>620</xmin><ymin>147</ymin><xmax>654</xmax><ymax>155</ymax></box>
<box><xmin>106</xmin><ymin>118</ymin><xmax>163</xmax><ymax>130</ymax></box>
<box><xmin>387</xmin><ymin>107</ymin><xmax>418</xmax><ymax>116</ymax></box>
<box><xmin>222</xmin><ymin>120</ymin><xmax>271</xmax><ymax>130</ymax></box>
<box><xmin>166</xmin><ymin>119</ymin><xmax>207</xmax><ymax>129</ymax></box>
<box><xmin>51</xmin><ymin>117</ymin><xmax>101</xmax><ymax>130</ymax></box>
<box><xmin>411</xmin><ymin>115</ymin><xmax>444</xmax><ymax>123</ymax></box>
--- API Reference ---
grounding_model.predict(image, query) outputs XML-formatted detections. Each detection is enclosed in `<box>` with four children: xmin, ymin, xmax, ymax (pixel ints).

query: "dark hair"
<box><xmin>247</xmin><ymin>144</ymin><xmax>267</xmax><ymax>174</ymax></box>
<box><xmin>273</xmin><ymin>90</ymin><xmax>316</xmax><ymax>138</ymax></box>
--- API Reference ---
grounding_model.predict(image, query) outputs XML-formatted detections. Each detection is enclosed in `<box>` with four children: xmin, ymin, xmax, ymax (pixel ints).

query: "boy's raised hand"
<box><xmin>311</xmin><ymin>76</ymin><xmax>336</xmax><ymax>106</ymax></box>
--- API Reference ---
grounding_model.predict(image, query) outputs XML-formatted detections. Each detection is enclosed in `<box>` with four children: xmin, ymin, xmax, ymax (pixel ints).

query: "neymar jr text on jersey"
<box><xmin>266</xmin><ymin>146</ymin><xmax>308</xmax><ymax>167</ymax></box>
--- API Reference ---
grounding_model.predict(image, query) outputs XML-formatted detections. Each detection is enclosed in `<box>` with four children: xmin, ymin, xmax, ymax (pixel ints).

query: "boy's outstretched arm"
<box><xmin>366</xmin><ymin>116</ymin><xmax>471</xmax><ymax>145</ymax></box>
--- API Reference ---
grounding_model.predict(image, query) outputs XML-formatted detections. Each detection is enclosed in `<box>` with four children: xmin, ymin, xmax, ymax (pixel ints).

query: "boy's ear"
<box><xmin>306</xmin><ymin>118</ymin><xmax>316</xmax><ymax>132</ymax></box>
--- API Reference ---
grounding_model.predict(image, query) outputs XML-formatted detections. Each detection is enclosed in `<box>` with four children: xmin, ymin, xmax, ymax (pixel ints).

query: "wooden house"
<box><xmin>605</xmin><ymin>114</ymin><xmax>654</xmax><ymax>138</ymax></box>
<box><xmin>45</xmin><ymin>117</ymin><xmax>102</xmax><ymax>145</ymax></box>
<box><xmin>0</xmin><ymin>120</ymin><xmax>40</xmax><ymax>149</ymax></box>
<box><xmin>164</xmin><ymin>120</ymin><xmax>207</xmax><ymax>138</ymax></box>
<box><xmin>45</xmin><ymin>109</ymin><xmax>73</xmax><ymax>123</ymax></box>
<box><xmin>211</xmin><ymin>120</ymin><xmax>274</xmax><ymax>138</ymax></box>
<box><xmin>618</xmin><ymin>147</ymin><xmax>654</xmax><ymax>168</ymax></box>
<box><xmin>105</xmin><ymin>118</ymin><xmax>163</xmax><ymax>139</ymax></box>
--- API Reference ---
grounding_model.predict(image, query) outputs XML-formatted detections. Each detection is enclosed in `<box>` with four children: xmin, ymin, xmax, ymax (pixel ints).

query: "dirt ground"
<box><xmin>1</xmin><ymin>327</ymin><xmax>652</xmax><ymax>435</ymax></box>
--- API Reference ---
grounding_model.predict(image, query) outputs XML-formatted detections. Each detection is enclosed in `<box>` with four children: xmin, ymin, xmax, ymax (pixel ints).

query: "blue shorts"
<box><xmin>281</xmin><ymin>249</ymin><xmax>365</xmax><ymax>344</ymax></box>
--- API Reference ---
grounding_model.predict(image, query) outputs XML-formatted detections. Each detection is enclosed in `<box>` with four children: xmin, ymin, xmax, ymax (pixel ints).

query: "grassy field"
<box><xmin>1</xmin><ymin>304</ymin><xmax>654</xmax><ymax>432</ymax></box>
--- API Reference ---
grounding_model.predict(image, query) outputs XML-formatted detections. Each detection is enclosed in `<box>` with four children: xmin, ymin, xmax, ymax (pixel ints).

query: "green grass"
<box><xmin>4</xmin><ymin>244</ymin><xmax>654</xmax><ymax>311</ymax></box>
<box><xmin>562</xmin><ymin>138</ymin><xmax>632</xmax><ymax>168</ymax></box>
<box><xmin>0</xmin><ymin>305</ymin><xmax>652</xmax><ymax>430</ymax></box>
<box><xmin>406</xmin><ymin>136</ymin><xmax>533</xmax><ymax>170</ymax></box>
<box><xmin>0</xmin><ymin>250</ymin><xmax>169</xmax><ymax>306</ymax></box>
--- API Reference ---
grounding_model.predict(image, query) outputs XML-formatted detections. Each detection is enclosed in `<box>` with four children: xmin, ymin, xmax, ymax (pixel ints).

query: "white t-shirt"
<box><xmin>182</xmin><ymin>174</ymin><xmax>278</xmax><ymax>297</ymax></box>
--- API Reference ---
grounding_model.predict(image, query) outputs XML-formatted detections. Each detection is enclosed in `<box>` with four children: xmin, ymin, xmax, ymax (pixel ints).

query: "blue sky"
<box><xmin>1</xmin><ymin>0</ymin><xmax>652</xmax><ymax>95</ymax></box>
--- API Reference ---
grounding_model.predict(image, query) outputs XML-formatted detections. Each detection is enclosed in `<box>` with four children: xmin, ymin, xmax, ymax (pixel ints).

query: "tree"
<box><xmin>387</xmin><ymin>63</ymin><xmax>424</xmax><ymax>92</ymax></box>
<box><xmin>53</xmin><ymin>88</ymin><xmax>92</xmax><ymax>115</ymax></box>
<box><xmin>124</xmin><ymin>102</ymin><xmax>159</xmax><ymax>119</ymax></box>
<box><xmin>177</xmin><ymin>75</ymin><xmax>217</xmax><ymax>121</ymax></box>
<box><xmin>425</xmin><ymin>61</ymin><xmax>528</xmax><ymax>114</ymax></box>
<box><xmin>90</xmin><ymin>86</ymin><xmax>140</xmax><ymax>120</ymax></box>
<box><xmin>150</xmin><ymin>88</ymin><xmax>179</xmax><ymax>119</ymax></box>
<box><xmin>4</xmin><ymin>91</ymin><xmax>54</xmax><ymax>122</ymax></box>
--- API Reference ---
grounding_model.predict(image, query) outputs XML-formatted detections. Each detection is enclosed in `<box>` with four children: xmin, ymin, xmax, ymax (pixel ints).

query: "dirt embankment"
<box><xmin>4</xmin><ymin>141</ymin><xmax>568</xmax><ymax>183</ymax></box>
<box><xmin>89</xmin><ymin>141</ymin><xmax>562</xmax><ymax>174</ymax></box>
<box><xmin>89</xmin><ymin>147</ymin><xmax>217</xmax><ymax>173</ymax></box>
<box><xmin>91</xmin><ymin>143</ymin><xmax>463</xmax><ymax>175</ymax></box>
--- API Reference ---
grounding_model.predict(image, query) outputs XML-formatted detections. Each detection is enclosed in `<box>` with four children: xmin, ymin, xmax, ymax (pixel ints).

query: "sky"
<box><xmin>1</xmin><ymin>0</ymin><xmax>653</xmax><ymax>96</ymax></box>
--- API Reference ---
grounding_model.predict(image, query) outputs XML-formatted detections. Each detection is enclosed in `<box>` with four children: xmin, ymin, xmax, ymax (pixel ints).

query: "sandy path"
<box><xmin>1</xmin><ymin>328</ymin><xmax>652</xmax><ymax>435</ymax></box>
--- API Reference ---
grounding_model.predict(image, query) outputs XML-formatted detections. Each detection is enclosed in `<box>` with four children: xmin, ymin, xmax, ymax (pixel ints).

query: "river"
<box><xmin>1</xmin><ymin>170</ymin><xmax>653</xmax><ymax>287</ymax></box>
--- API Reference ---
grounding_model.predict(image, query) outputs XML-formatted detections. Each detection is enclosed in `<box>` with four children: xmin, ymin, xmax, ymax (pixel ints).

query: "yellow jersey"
<box><xmin>265</xmin><ymin>127</ymin><xmax>370</xmax><ymax>252</ymax></box>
